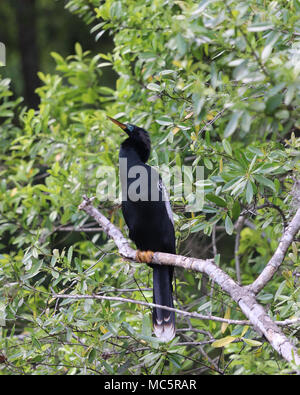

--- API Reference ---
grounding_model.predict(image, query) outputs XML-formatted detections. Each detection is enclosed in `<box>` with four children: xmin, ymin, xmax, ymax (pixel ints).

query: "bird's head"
<box><xmin>107</xmin><ymin>116</ymin><xmax>151</xmax><ymax>163</ymax></box>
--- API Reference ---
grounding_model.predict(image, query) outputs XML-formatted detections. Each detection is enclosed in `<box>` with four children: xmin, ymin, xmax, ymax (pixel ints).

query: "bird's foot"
<box><xmin>136</xmin><ymin>250</ymin><xmax>154</xmax><ymax>264</ymax></box>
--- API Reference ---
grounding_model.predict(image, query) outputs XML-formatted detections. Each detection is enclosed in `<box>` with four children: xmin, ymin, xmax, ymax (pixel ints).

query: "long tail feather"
<box><xmin>152</xmin><ymin>266</ymin><xmax>175</xmax><ymax>342</ymax></box>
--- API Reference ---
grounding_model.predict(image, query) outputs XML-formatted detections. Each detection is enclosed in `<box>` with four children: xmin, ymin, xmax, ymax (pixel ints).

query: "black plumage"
<box><xmin>108</xmin><ymin>116</ymin><xmax>176</xmax><ymax>342</ymax></box>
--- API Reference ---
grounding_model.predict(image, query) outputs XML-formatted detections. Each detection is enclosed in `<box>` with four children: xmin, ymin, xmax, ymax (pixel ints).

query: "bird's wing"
<box><xmin>157</xmin><ymin>177</ymin><xmax>174</xmax><ymax>225</ymax></box>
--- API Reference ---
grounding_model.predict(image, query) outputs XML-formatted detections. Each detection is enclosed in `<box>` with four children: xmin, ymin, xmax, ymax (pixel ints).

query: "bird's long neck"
<box><xmin>119</xmin><ymin>143</ymin><xmax>146</xmax><ymax>167</ymax></box>
<box><xmin>119</xmin><ymin>144</ymin><xmax>149</xmax><ymax>202</ymax></box>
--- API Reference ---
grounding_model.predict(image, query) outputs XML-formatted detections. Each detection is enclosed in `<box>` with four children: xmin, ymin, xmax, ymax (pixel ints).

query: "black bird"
<box><xmin>108</xmin><ymin>116</ymin><xmax>176</xmax><ymax>342</ymax></box>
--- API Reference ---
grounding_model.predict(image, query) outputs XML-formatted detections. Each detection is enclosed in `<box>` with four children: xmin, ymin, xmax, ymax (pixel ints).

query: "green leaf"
<box><xmin>275</xmin><ymin>110</ymin><xmax>289</xmax><ymax>120</ymax></box>
<box><xmin>155</xmin><ymin>116</ymin><xmax>173</xmax><ymax>126</ymax></box>
<box><xmin>242</xmin><ymin>338</ymin><xmax>263</xmax><ymax>347</ymax></box>
<box><xmin>254</xmin><ymin>175</ymin><xmax>276</xmax><ymax>192</ymax></box>
<box><xmin>51</xmin><ymin>52</ymin><xmax>65</xmax><ymax>64</ymax></box>
<box><xmin>225</xmin><ymin>215</ymin><xmax>234</xmax><ymax>235</ymax></box>
<box><xmin>75</xmin><ymin>42</ymin><xmax>83</xmax><ymax>58</ymax></box>
<box><xmin>0</xmin><ymin>302</ymin><xmax>6</xmax><ymax>326</ymax></box>
<box><xmin>192</xmin><ymin>93</ymin><xmax>205</xmax><ymax>116</ymax></box>
<box><xmin>21</xmin><ymin>260</ymin><xmax>43</xmax><ymax>281</ymax></box>
<box><xmin>110</xmin><ymin>1</ymin><xmax>122</xmax><ymax>19</ymax></box>
<box><xmin>231</xmin><ymin>200</ymin><xmax>241</xmax><ymax>221</ymax></box>
<box><xmin>212</xmin><ymin>336</ymin><xmax>236</xmax><ymax>348</ymax></box>
<box><xmin>102</xmin><ymin>360</ymin><xmax>115</xmax><ymax>374</ymax></box>
<box><xmin>206</xmin><ymin>193</ymin><xmax>227</xmax><ymax>207</ymax></box>
<box><xmin>245</xmin><ymin>181</ymin><xmax>253</xmax><ymax>204</ymax></box>
<box><xmin>159</xmin><ymin>69</ymin><xmax>176</xmax><ymax>76</ymax></box>
<box><xmin>147</xmin><ymin>83</ymin><xmax>161</xmax><ymax>92</ymax></box>
<box><xmin>261</xmin><ymin>32</ymin><xmax>280</xmax><ymax>62</ymax></box>
<box><xmin>95</xmin><ymin>30</ymin><xmax>106</xmax><ymax>41</ymax></box>
<box><xmin>224</xmin><ymin>111</ymin><xmax>242</xmax><ymax>138</ymax></box>
<box><xmin>31</xmin><ymin>334</ymin><xmax>42</xmax><ymax>350</ymax></box>
<box><xmin>266</xmin><ymin>94</ymin><xmax>282</xmax><ymax>114</ymax></box>
<box><xmin>168</xmin><ymin>354</ymin><xmax>182</xmax><ymax>369</ymax></box>
<box><xmin>100</xmin><ymin>331</ymin><xmax>113</xmax><ymax>341</ymax></box>
<box><xmin>249</xmin><ymin>102</ymin><xmax>265</xmax><ymax>112</ymax></box>
<box><xmin>241</xmin><ymin>111</ymin><xmax>252</xmax><ymax>133</ymax></box>
<box><xmin>284</xmin><ymin>85</ymin><xmax>295</xmax><ymax>105</ymax></box>
<box><xmin>231</xmin><ymin>179</ymin><xmax>247</xmax><ymax>196</ymax></box>
<box><xmin>222</xmin><ymin>139</ymin><xmax>232</xmax><ymax>156</ymax></box>
<box><xmin>253</xmin><ymin>163</ymin><xmax>280</xmax><ymax>175</ymax></box>
<box><xmin>191</xmin><ymin>0</ymin><xmax>214</xmax><ymax>17</ymax></box>
<box><xmin>142</xmin><ymin>314</ymin><xmax>152</xmax><ymax>338</ymax></box>
<box><xmin>221</xmin><ymin>307</ymin><xmax>231</xmax><ymax>334</ymax></box>
<box><xmin>214</xmin><ymin>254</ymin><xmax>220</xmax><ymax>265</ymax></box>
<box><xmin>88</xmin><ymin>348</ymin><xmax>97</xmax><ymax>364</ymax></box>
<box><xmin>247</xmin><ymin>22</ymin><xmax>274</xmax><ymax>32</ymax></box>
<box><xmin>274</xmin><ymin>281</ymin><xmax>286</xmax><ymax>301</ymax></box>
<box><xmin>49</xmin><ymin>210</ymin><xmax>58</xmax><ymax>222</ymax></box>
<box><xmin>67</xmin><ymin>246</ymin><xmax>73</xmax><ymax>263</ymax></box>
<box><xmin>174</xmin><ymin>33</ymin><xmax>187</xmax><ymax>57</ymax></box>
<box><xmin>248</xmin><ymin>155</ymin><xmax>257</xmax><ymax>172</ymax></box>
<box><xmin>122</xmin><ymin>322</ymin><xmax>136</xmax><ymax>336</ymax></box>
<box><xmin>204</xmin><ymin>157</ymin><xmax>213</xmax><ymax>169</ymax></box>
<box><xmin>205</xmin><ymin>130</ymin><xmax>210</xmax><ymax>145</ymax></box>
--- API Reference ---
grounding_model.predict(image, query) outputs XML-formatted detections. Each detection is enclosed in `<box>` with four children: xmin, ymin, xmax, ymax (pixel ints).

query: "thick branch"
<box><xmin>78</xmin><ymin>196</ymin><xmax>136</xmax><ymax>260</ymax></box>
<box><xmin>78</xmin><ymin>195</ymin><xmax>300</xmax><ymax>365</ymax></box>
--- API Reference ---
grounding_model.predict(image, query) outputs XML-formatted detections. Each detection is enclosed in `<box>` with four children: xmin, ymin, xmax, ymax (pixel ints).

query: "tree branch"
<box><xmin>249</xmin><ymin>207</ymin><xmax>300</xmax><ymax>294</ymax></box>
<box><xmin>51</xmin><ymin>292</ymin><xmax>250</xmax><ymax>326</ymax></box>
<box><xmin>78</xmin><ymin>195</ymin><xmax>300</xmax><ymax>366</ymax></box>
<box><xmin>51</xmin><ymin>291</ymin><xmax>299</xmax><ymax>327</ymax></box>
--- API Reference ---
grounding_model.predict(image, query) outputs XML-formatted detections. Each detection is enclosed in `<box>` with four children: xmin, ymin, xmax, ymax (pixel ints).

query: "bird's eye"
<box><xmin>126</xmin><ymin>124</ymin><xmax>134</xmax><ymax>133</ymax></box>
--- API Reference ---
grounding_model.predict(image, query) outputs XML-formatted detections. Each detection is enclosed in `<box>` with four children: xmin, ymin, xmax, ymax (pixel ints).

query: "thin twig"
<box><xmin>51</xmin><ymin>292</ymin><xmax>250</xmax><ymax>326</ymax></box>
<box><xmin>249</xmin><ymin>207</ymin><xmax>300</xmax><ymax>294</ymax></box>
<box><xmin>234</xmin><ymin>216</ymin><xmax>245</xmax><ymax>285</ymax></box>
<box><xmin>256</xmin><ymin>201</ymin><xmax>287</xmax><ymax>230</ymax></box>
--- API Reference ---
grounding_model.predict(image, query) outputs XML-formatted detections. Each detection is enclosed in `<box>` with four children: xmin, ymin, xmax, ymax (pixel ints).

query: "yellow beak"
<box><xmin>107</xmin><ymin>116</ymin><xmax>127</xmax><ymax>131</ymax></box>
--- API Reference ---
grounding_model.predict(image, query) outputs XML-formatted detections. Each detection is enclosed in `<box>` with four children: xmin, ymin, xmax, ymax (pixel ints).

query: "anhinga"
<box><xmin>108</xmin><ymin>116</ymin><xmax>176</xmax><ymax>342</ymax></box>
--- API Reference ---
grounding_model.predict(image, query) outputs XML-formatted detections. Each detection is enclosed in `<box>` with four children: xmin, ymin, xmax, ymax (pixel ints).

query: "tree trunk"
<box><xmin>15</xmin><ymin>0</ymin><xmax>40</xmax><ymax>108</ymax></box>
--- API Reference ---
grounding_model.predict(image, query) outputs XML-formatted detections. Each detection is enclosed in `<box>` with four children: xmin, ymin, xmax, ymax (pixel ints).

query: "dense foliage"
<box><xmin>0</xmin><ymin>0</ymin><xmax>299</xmax><ymax>375</ymax></box>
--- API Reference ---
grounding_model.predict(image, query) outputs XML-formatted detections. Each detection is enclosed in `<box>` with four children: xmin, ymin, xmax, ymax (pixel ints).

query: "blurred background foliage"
<box><xmin>0</xmin><ymin>0</ymin><xmax>299</xmax><ymax>375</ymax></box>
<box><xmin>0</xmin><ymin>0</ymin><xmax>117</xmax><ymax>106</ymax></box>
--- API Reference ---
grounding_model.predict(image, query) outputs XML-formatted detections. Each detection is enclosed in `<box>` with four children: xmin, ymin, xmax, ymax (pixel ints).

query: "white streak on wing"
<box><xmin>157</xmin><ymin>179</ymin><xmax>174</xmax><ymax>225</ymax></box>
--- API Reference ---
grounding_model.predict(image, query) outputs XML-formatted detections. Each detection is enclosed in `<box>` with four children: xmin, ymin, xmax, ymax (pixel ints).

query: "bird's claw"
<box><xmin>136</xmin><ymin>250</ymin><xmax>154</xmax><ymax>264</ymax></box>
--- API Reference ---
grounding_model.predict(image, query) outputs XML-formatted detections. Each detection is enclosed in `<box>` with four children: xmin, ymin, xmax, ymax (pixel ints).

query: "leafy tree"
<box><xmin>0</xmin><ymin>0</ymin><xmax>299</xmax><ymax>375</ymax></box>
